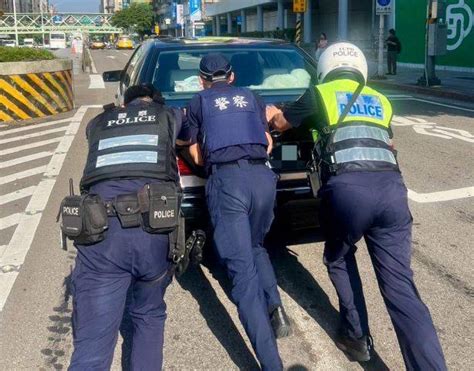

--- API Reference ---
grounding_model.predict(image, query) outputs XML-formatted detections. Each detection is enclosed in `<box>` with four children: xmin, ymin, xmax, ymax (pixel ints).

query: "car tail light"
<box><xmin>177</xmin><ymin>157</ymin><xmax>194</xmax><ymax>176</ymax></box>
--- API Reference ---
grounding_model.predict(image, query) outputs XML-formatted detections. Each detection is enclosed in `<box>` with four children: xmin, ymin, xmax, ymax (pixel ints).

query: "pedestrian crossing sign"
<box><xmin>293</xmin><ymin>0</ymin><xmax>306</xmax><ymax>13</ymax></box>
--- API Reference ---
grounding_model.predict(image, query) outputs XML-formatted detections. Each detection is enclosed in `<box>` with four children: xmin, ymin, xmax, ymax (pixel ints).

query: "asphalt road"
<box><xmin>0</xmin><ymin>47</ymin><xmax>473</xmax><ymax>370</ymax></box>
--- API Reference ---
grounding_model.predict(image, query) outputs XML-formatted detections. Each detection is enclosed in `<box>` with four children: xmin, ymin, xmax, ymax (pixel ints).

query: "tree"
<box><xmin>111</xmin><ymin>3</ymin><xmax>154</xmax><ymax>37</ymax></box>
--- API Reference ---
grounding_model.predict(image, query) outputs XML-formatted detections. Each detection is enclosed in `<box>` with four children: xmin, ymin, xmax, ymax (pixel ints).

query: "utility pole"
<box><xmin>40</xmin><ymin>0</ymin><xmax>45</xmax><ymax>46</ymax></box>
<box><xmin>373</xmin><ymin>0</ymin><xmax>393</xmax><ymax>79</ymax></box>
<box><xmin>12</xmin><ymin>0</ymin><xmax>19</xmax><ymax>46</ymax></box>
<box><xmin>417</xmin><ymin>0</ymin><xmax>447</xmax><ymax>86</ymax></box>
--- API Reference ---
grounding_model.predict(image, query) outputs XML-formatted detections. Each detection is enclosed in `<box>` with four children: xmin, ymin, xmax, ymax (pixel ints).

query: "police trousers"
<box><xmin>69</xmin><ymin>217</ymin><xmax>172</xmax><ymax>371</ymax></box>
<box><xmin>319</xmin><ymin>171</ymin><xmax>446</xmax><ymax>371</ymax></box>
<box><xmin>206</xmin><ymin>160</ymin><xmax>283</xmax><ymax>371</ymax></box>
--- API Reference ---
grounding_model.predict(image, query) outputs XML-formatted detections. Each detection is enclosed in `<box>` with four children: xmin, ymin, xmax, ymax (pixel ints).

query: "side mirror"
<box><xmin>103</xmin><ymin>70</ymin><xmax>122</xmax><ymax>82</ymax></box>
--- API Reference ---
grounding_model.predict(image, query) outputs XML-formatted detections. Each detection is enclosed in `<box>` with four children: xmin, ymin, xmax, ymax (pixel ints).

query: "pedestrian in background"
<box><xmin>386</xmin><ymin>28</ymin><xmax>401</xmax><ymax>75</ymax></box>
<box><xmin>315</xmin><ymin>33</ymin><xmax>328</xmax><ymax>64</ymax></box>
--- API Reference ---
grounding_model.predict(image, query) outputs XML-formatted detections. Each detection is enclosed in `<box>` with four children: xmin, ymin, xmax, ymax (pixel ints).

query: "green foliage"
<box><xmin>0</xmin><ymin>47</ymin><xmax>55</xmax><ymax>62</ymax></box>
<box><xmin>111</xmin><ymin>3</ymin><xmax>154</xmax><ymax>37</ymax></box>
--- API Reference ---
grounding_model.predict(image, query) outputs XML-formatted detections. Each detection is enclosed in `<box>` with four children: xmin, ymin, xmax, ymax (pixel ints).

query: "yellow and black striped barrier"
<box><xmin>0</xmin><ymin>59</ymin><xmax>74</xmax><ymax>123</ymax></box>
<box><xmin>295</xmin><ymin>19</ymin><xmax>302</xmax><ymax>45</ymax></box>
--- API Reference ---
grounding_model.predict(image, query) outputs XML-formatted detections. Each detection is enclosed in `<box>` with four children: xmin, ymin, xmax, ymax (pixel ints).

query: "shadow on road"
<box><xmin>177</xmin><ymin>264</ymin><xmax>260</xmax><ymax>370</ymax></box>
<box><xmin>267</xmin><ymin>225</ymin><xmax>390</xmax><ymax>371</ymax></box>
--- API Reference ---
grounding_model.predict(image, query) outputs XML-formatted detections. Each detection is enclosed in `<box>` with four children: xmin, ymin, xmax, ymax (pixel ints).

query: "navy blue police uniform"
<box><xmin>186</xmin><ymin>54</ymin><xmax>283</xmax><ymax>370</ymax></box>
<box><xmin>282</xmin><ymin>87</ymin><xmax>446</xmax><ymax>370</ymax></box>
<box><xmin>69</xmin><ymin>86</ymin><xmax>191</xmax><ymax>370</ymax></box>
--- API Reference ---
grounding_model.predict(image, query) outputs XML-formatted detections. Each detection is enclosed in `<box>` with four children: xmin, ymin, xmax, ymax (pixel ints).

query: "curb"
<box><xmin>368</xmin><ymin>79</ymin><xmax>474</xmax><ymax>103</ymax></box>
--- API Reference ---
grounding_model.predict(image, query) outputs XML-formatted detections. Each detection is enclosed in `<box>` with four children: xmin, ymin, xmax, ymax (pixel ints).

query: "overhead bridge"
<box><xmin>0</xmin><ymin>13</ymin><xmax>123</xmax><ymax>34</ymax></box>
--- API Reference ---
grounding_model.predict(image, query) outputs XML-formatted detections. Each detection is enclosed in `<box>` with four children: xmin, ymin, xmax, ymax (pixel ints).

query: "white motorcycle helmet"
<box><xmin>317</xmin><ymin>42</ymin><xmax>368</xmax><ymax>85</ymax></box>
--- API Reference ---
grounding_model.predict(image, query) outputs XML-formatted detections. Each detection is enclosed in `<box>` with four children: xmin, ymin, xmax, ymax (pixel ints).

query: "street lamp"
<box><xmin>40</xmin><ymin>0</ymin><xmax>46</xmax><ymax>46</ymax></box>
<box><xmin>12</xmin><ymin>0</ymin><xmax>19</xmax><ymax>46</ymax></box>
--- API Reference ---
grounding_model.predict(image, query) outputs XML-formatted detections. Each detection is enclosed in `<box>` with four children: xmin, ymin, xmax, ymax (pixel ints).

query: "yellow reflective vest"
<box><xmin>314</xmin><ymin>79</ymin><xmax>399</xmax><ymax>174</ymax></box>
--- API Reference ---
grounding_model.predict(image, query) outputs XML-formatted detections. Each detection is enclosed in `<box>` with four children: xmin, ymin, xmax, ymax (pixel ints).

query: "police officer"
<box><xmin>69</xmin><ymin>85</ymin><xmax>190</xmax><ymax>370</ymax></box>
<box><xmin>267</xmin><ymin>43</ymin><xmax>446</xmax><ymax>370</ymax></box>
<box><xmin>186</xmin><ymin>53</ymin><xmax>289</xmax><ymax>370</ymax></box>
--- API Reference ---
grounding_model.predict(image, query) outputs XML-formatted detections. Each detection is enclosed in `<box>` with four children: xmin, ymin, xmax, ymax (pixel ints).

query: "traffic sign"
<box><xmin>376</xmin><ymin>0</ymin><xmax>393</xmax><ymax>15</ymax></box>
<box><xmin>293</xmin><ymin>0</ymin><xmax>306</xmax><ymax>13</ymax></box>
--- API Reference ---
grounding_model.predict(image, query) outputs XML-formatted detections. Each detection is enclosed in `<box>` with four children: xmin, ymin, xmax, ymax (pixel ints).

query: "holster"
<box><xmin>58</xmin><ymin>194</ymin><xmax>108</xmax><ymax>246</ymax></box>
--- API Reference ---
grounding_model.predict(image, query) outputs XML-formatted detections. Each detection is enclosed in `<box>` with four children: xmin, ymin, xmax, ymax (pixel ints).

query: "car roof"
<box><xmin>146</xmin><ymin>36</ymin><xmax>293</xmax><ymax>48</ymax></box>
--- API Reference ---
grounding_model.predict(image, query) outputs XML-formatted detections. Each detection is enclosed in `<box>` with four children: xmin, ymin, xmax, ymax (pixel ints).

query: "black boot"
<box><xmin>270</xmin><ymin>306</ymin><xmax>292</xmax><ymax>339</ymax></box>
<box><xmin>335</xmin><ymin>330</ymin><xmax>373</xmax><ymax>362</ymax></box>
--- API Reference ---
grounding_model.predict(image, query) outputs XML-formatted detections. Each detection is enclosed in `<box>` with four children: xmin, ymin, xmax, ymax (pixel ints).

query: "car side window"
<box><xmin>123</xmin><ymin>45</ymin><xmax>144</xmax><ymax>89</ymax></box>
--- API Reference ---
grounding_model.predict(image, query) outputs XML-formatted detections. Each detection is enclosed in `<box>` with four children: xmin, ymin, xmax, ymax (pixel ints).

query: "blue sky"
<box><xmin>53</xmin><ymin>0</ymin><xmax>100</xmax><ymax>12</ymax></box>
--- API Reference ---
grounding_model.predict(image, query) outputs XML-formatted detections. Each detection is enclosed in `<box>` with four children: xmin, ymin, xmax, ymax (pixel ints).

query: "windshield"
<box><xmin>51</xmin><ymin>33</ymin><xmax>65</xmax><ymax>40</ymax></box>
<box><xmin>152</xmin><ymin>48</ymin><xmax>315</xmax><ymax>98</ymax></box>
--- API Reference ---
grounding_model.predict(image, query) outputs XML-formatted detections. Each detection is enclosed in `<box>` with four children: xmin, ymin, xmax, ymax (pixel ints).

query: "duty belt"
<box><xmin>210</xmin><ymin>159</ymin><xmax>267</xmax><ymax>174</ymax></box>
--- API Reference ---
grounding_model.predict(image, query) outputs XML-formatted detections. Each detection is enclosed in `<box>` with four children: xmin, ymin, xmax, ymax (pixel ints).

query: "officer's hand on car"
<box><xmin>266</xmin><ymin>105</ymin><xmax>293</xmax><ymax>132</ymax></box>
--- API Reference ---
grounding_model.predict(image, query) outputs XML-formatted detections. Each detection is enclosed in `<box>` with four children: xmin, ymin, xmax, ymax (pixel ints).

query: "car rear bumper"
<box><xmin>180</xmin><ymin>172</ymin><xmax>315</xmax><ymax>231</ymax></box>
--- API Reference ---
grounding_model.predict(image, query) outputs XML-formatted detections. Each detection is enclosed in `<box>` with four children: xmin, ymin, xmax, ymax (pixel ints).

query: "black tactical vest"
<box><xmin>80</xmin><ymin>102</ymin><xmax>178</xmax><ymax>189</ymax></box>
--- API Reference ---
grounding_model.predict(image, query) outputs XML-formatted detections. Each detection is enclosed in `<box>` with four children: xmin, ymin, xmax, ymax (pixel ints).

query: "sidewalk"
<box><xmin>367</xmin><ymin>60</ymin><xmax>474</xmax><ymax>102</ymax></box>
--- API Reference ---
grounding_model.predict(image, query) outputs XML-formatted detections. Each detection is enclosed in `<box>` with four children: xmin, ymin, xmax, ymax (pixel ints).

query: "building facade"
<box><xmin>396</xmin><ymin>0</ymin><xmax>473</xmax><ymax>71</ymax></box>
<box><xmin>0</xmin><ymin>0</ymin><xmax>48</xmax><ymax>13</ymax></box>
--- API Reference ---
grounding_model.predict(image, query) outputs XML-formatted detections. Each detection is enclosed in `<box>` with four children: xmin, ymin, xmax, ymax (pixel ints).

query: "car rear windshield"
<box><xmin>151</xmin><ymin>48</ymin><xmax>316</xmax><ymax>98</ymax></box>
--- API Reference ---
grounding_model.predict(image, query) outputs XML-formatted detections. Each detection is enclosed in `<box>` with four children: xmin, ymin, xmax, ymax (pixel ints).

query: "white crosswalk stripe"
<box><xmin>0</xmin><ymin>213</ymin><xmax>21</xmax><ymax>231</ymax></box>
<box><xmin>0</xmin><ymin>127</ymin><xmax>67</xmax><ymax>145</ymax></box>
<box><xmin>0</xmin><ymin>166</ymin><xmax>47</xmax><ymax>185</ymax></box>
<box><xmin>0</xmin><ymin>118</ymin><xmax>69</xmax><ymax>137</ymax></box>
<box><xmin>0</xmin><ymin>186</ymin><xmax>37</xmax><ymax>206</ymax></box>
<box><xmin>0</xmin><ymin>151</ymin><xmax>53</xmax><ymax>169</ymax></box>
<box><xmin>0</xmin><ymin>105</ymin><xmax>96</xmax><ymax>312</ymax></box>
<box><xmin>0</xmin><ymin>138</ymin><xmax>62</xmax><ymax>156</ymax></box>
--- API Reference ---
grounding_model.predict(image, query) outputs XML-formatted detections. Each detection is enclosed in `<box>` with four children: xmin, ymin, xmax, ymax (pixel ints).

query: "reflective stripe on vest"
<box><xmin>315</xmin><ymin>79</ymin><xmax>398</xmax><ymax>173</ymax></box>
<box><xmin>333</xmin><ymin>125</ymin><xmax>390</xmax><ymax>145</ymax></box>
<box><xmin>335</xmin><ymin>147</ymin><xmax>397</xmax><ymax>165</ymax></box>
<box><xmin>80</xmin><ymin>103</ymin><xmax>178</xmax><ymax>189</ymax></box>
<box><xmin>316</xmin><ymin>79</ymin><xmax>393</xmax><ymax>128</ymax></box>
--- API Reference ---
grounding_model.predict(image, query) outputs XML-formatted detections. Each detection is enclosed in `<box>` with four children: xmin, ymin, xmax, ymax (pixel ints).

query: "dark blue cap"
<box><xmin>199</xmin><ymin>53</ymin><xmax>232</xmax><ymax>81</ymax></box>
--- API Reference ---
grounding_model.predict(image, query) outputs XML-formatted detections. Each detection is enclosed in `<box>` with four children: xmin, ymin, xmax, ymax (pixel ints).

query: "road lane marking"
<box><xmin>0</xmin><ymin>166</ymin><xmax>47</xmax><ymax>185</ymax></box>
<box><xmin>122</xmin><ymin>52</ymin><xmax>129</xmax><ymax>57</ymax></box>
<box><xmin>107</xmin><ymin>55</ymin><xmax>116</xmax><ymax>59</ymax></box>
<box><xmin>0</xmin><ymin>124</ymin><xmax>7</xmax><ymax>128</ymax></box>
<box><xmin>0</xmin><ymin>152</ymin><xmax>52</xmax><ymax>169</ymax></box>
<box><xmin>408</xmin><ymin>187</ymin><xmax>474</xmax><ymax>203</ymax></box>
<box><xmin>0</xmin><ymin>126</ymin><xmax>66</xmax><ymax>145</ymax></box>
<box><xmin>0</xmin><ymin>186</ymin><xmax>36</xmax><ymax>206</ymax></box>
<box><xmin>88</xmin><ymin>74</ymin><xmax>105</xmax><ymax>89</ymax></box>
<box><xmin>387</xmin><ymin>94</ymin><xmax>413</xmax><ymax>98</ymax></box>
<box><xmin>0</xmin><ymin>138</ymin><xmax>62</xmax><ymax>156</ymax></box>
<box><xmin>0</xmin><ymin>118</ymin><xmax>69</xmax><ymax>137</ymax></box>
<box><xmin>0</xmin><ymin>213</ymin><xmax>21</xmax><ymax>231</ymax></box>
<box><xmin>88</xmin><ymin>48</ymin><xmax>98</xmax><ymax>74</ymax></box>
<box><xmin>392</xmin><ymin>115</ymin><xmax>474</xmax><ymax>142</ymax></box>
<box><xmin>0</xmin><ymin>106</ymin><xmax>91</xmax><ymax>312</ymax></box>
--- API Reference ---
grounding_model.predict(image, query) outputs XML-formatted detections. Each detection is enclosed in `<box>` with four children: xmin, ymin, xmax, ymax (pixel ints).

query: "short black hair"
<box><xmin>389</xmin><ymin>29</ymin><xmax>396</xmax><ymax>35</ymax></box>
<box><xmin>124</xmin><ymin>84</ymin><xmax>153</xmax><ymax>105</ymax></box>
